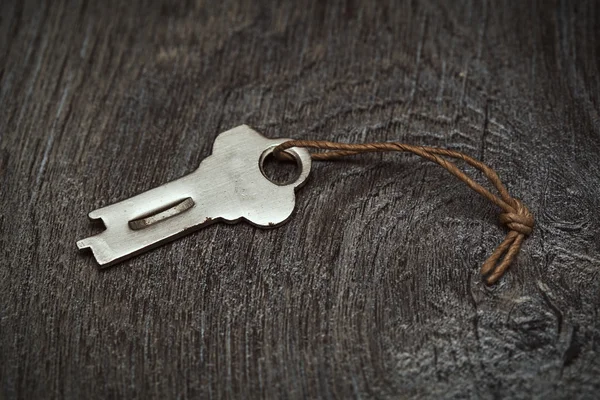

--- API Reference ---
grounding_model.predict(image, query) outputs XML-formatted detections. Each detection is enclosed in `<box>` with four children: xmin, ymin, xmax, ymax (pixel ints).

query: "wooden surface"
<box><xmin>1</xmin><ymin>0</ymin><xmax>599</xmax><ymax>398</ymax></box>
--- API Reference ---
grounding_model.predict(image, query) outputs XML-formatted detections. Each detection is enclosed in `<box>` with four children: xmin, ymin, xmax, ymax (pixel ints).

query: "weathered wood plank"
<box><xmin>1</xmin><ymin>0</ymin><xmax>599</xmax><ymax>398</ymax></box>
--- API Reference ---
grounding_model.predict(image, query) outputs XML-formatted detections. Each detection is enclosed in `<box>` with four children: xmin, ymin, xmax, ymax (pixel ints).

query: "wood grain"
<box><xmin>1</xmin><ymin>0</ymin><xmax>599</xmax><ymax>398</ymax></box>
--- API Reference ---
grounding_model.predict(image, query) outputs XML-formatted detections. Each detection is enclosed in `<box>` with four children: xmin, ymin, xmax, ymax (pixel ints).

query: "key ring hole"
<box><xmin>259</xmin><ymin>149</ymin><xmax>302</xmax><ymax>186</ymax></box>
<box><xmin>259</xmin><ymin>143</ymin><xmax>311</xmax><ymax>188</ymax></box>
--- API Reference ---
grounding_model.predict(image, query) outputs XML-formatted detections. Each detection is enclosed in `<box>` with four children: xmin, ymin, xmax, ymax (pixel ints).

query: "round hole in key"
<box><xmin>259</xmin><ymin>149</ymin><xmax>302</xmax><ymax>186</ymax></box>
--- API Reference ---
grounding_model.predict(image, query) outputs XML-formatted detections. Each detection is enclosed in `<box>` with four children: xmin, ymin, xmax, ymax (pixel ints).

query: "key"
<box><xmin>77</xmin><ymin>125</ymin><xmax>312</xmax><ymax>267</ymax></box>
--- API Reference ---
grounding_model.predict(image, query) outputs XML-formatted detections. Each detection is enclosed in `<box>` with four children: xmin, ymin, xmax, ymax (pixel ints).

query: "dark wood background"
<box><xmin>1</xmin><ymin>0</ymin><xmax>599</xmax><ymax>398</ymax></box>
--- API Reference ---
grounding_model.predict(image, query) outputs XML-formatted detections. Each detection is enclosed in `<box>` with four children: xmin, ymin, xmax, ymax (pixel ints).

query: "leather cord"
<box><xmin>274</xmin><ymin>139</ymin><xmax>534</xmax><ymax>285</ymax></box>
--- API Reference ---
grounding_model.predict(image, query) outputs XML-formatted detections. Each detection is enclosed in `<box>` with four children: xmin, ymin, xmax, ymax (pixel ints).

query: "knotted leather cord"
<box><xmin>273</xmin><ymin>140</ymin><xmax>534</xmax><ymax>285</ymax></box>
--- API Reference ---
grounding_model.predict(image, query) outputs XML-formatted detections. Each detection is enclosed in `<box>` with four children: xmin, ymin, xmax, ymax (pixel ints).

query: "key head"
<box><xmin>197</xmin><ymin>125</ymin><xmax>311</xmax><ymax>227</ymax></box>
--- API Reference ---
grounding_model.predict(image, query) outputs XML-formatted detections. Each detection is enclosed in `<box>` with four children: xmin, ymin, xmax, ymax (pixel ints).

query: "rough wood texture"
<box><xmin>1</xmin><ymin>1</ymin><xmax>599</xmax><ymax>398</ymax></box>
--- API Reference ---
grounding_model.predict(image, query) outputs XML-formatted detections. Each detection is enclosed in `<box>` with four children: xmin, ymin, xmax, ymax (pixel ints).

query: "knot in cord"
<box><xmin>479</xmin><ymin>198</ymin><xmax>534</xmax><ymax>284</ymax></box>
<box><xmin>499</xmin><ymin>199</ymin><xmax>534</xmax><ymax>236</ymax></box>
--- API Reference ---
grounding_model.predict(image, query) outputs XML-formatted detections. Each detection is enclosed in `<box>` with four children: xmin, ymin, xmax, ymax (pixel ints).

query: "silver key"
<box><xmin>77</xmin><ymin>125</ymin><xmax>312</xmax><ymax>267</ymax></box>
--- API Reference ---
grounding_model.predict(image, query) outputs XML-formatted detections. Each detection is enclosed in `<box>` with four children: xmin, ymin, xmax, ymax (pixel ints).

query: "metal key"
<box><xmin>77</xmin><ymin>125</ymin><xmax>312</xmax><ymax>267</ymax></box>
